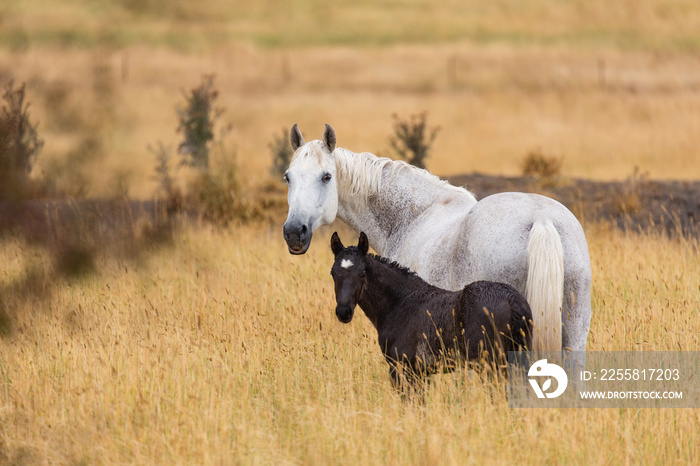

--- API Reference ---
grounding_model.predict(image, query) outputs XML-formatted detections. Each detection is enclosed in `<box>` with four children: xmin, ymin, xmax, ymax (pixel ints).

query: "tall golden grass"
<box><xmin>0</xmin><ymin>223</ymin><xmax>698</xmax><ymax>464</ymax></box>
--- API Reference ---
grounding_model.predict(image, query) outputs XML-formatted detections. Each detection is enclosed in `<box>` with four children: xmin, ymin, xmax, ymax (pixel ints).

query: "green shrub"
<box><xmin>177</xmin><ymin>74</ymin><xmax>223</xmax><ymax>170</ymax></box>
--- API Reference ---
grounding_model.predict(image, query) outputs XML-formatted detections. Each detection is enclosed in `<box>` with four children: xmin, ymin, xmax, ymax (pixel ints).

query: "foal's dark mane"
<box><xmin>367</xmin><ymin>253</ymin><xmax>417</xmax><ymax>279</ymax></box>
<box><xmin>340</xmin><ymin>244</ymin><xmax>422</xmax><ymax>283</ymax></box>
<box><xmin>341</xmin><ymin>244</ymin><xmax>421</xmax><ymax>280</ymax></box>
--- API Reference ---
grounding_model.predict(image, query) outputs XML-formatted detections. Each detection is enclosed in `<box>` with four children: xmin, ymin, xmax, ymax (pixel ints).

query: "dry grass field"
<box><xmin>0</xmin><ymin>224</ymin><xmax>698</xmax><ymax>464</ymax></box>
<box><xmin>1</xmin><ymin>0</ymin><xmax>700</xmax><ymax>464</ymax></box>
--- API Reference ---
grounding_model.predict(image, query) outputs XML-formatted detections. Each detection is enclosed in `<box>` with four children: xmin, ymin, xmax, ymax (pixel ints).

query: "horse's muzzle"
<box><xmin>335</xmin><ymin>305</ymin><xmax>354</xmax><ymax>324</ymax></box>
<box><xmin>283</xmin><ymin>221</ymin><xmax>311</xmax><ymax>255</ymax></box>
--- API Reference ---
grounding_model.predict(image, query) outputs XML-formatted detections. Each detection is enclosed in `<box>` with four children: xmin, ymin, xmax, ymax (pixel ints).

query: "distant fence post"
<box><xmin>448</xmin><ymin>55</ymin><xmax>457</xmax><ymax>89</ymax></box>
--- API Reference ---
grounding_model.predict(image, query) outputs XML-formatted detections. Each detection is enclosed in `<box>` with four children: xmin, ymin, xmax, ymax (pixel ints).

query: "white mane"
<box><xmin>290</xmin><ymin>140</ymin><xmax>475</xmax><ymax>200</ymax></box>
<box><xmin>333</xmin><ymin>146</ymin><xmax>473</xmax><ymax>199</ymax></box>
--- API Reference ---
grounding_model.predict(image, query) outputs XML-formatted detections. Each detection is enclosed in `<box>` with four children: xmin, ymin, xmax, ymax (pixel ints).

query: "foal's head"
<box><xmin>330</xmin><ymin>232</ymin><xmax>370</xmax><ymax>323</ymax></box>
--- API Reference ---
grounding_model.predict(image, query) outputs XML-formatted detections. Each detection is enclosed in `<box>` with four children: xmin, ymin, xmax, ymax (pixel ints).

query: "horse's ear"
<box><xmin>358</xmin><ymin>232</ymin><xmax>369</xmax><ymax>255</ymax></box>
<box><xmin>330</xmin><ymin>232</ymin><xmax>344</xmax><ymax>256</ymax></box>
<box><xmin>323</xmin><ymin>123</ymin><xmax>336</xmax><ymax>153</ymax></box>
<box><xmin>290</xmin><ymin>123</ymin><xmax>305</xmax><ymax>151</ymax></box>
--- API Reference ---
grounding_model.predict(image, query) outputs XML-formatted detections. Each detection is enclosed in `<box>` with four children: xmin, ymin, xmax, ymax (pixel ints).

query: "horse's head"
<box><xmin>283</xmin><ymin>123</ymin><xmax>338</xmax><ymax>255</ymax></box>
<box><xmin>330</xmin><ymin>231</ymin><xmax>369</xmax><ymax>323</ymax></box>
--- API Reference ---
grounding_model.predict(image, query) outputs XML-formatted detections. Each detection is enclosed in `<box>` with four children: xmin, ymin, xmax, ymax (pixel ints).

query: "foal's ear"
<box><xmin>290</xmin><ymin>123</ymin><xmax>305</xmax><ymax>151</ymax></box>
<box><xmin>323</xmin><ymin>123</ymin><xmax>336</xmax><ymax>153</ymax></box>
<box><xmin>358</xmin><ymin>232</ymin><xmax>369</xmax><ymax>255</ymax></box>
<box><xmin>330</xmin><ymin>232</ymin><xmax>344</xmax><ymax>256</ymax></box>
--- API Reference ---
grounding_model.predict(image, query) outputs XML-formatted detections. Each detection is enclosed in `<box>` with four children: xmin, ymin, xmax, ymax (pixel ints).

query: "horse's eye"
<box><xmin>283</xmin><ymin>172</ymin><xmax>290</xmax><ymax>183</ymax></box>
<box><xmin>322</xmin><ymin>173</ymin><xmax>332</xmax><ymax>183</ymax></box>
<box><xmin>361</xmin><ymin>271</ymin><xmax>366</xmax><ymax>278</ymax></box>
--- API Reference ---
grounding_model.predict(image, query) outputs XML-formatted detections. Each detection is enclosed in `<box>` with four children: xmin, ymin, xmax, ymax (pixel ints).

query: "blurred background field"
<box><xmin>2</xmin><ymin>0</ymin><xmax>700</xmax><ymax>198</ymax></box>
<box><xmin>1</xmin><ymin>1</ymin><xmax>699</xmax><ymax>464</ymax></box>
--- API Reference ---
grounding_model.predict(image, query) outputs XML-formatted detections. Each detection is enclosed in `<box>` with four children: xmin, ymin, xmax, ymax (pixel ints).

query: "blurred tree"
<box><xmin>177</xmin><ymin>74</ymin><xmax>223</xmax><ymax>171</ymax></box>
<box><xmin>0</xmin><ymin>81</ymin><xmax>44</xmax><ymax>200</ymax></box>
<box><xmin>389</xmin><ymin>111</ymin><xmax>439</xmax><ymax>170</ymax></box>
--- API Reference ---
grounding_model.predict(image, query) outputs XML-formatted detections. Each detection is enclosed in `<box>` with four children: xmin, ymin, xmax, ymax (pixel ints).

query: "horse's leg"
<box><xmin>562</xmin><ymin>266</ymin><xmax>591</xmax><ymax>350</ymax></box>
<box><xmin>388</xmin><ymin>362</ymin><xmax>401</xmax><ymax>390</ymax></box>
<box><xmin>402</xmin><ymin>362</ymin><xmax>431</xmax><ymax>403</ymax></box>
<box><xmin>388</xmin><ymin>359</ymin><xmax>429</xmax><ymax>400</ymax></box>
<box><xmin>388</xmin><ymin>360</ymin><xmax>413</xmax><ymax>393</ymax></box>
<box><xmin>406</xmin><ymin>362</ymin><xmax>428</xmax><ymax>388</ymax></box>
<box><xmin>388</xmin><ymin>362</ymin><xmax>416</xmax><ymax>402</ymax></box>
<box><xmin>562</xmin><ymin>267</ymin><xmax>592</xmax><ymax>384</ymax></box>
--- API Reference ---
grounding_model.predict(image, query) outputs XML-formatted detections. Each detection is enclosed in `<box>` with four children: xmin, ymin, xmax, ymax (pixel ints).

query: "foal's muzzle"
<box><xmin>283</xmin><ymin>221</ymin><xmax>311</xmax><ymax>255</ymax></box>
<box><xmin>335</xmin><ymin>305</ymin><xmax>354</xmax><ymax>324</ymax></box>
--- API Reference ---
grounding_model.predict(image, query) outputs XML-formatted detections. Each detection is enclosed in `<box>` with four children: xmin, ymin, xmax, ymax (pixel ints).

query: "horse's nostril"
<box><xmin>336</xmin><ymin>306</ymin><xmax>353</xmax><ymax>323</ymax></box>
<box><xmin>283</xmin><ymin>221</ymin><xmax>312</xmax><ymax>255</ymax></box>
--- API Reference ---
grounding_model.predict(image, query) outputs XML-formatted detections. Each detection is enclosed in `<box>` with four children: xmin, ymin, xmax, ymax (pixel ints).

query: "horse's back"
<box><xmin>456</xmin><ymin>192</ymin><xmax>589</xmax><ymax>285</ymax></box>
<box><xmin>390</xmin><ymin>191</ymin><xmax>589</xmax><ymax>294</ymax></box>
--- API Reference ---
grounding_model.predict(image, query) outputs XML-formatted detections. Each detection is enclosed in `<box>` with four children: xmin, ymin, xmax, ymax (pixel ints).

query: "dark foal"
<box><xmin>330</xmin><ymin>232</ymin><xmax>533</xmax><ymax>389</ymax></box>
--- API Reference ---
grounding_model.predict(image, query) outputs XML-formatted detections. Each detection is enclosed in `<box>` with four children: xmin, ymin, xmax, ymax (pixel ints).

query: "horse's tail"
<box><xmin>526</xmin><ymin>220</ymin><xmax>564</xmax><ymax>351</ymax></box>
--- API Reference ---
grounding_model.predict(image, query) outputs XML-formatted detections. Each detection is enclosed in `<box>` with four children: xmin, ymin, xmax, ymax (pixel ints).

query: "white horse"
<box><xmin>283</xmin><ymin>124</ymin><xmax>591</xmax><ymax>354</ymax></box>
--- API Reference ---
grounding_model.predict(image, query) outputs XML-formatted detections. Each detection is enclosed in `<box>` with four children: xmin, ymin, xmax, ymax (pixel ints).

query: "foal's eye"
<box><xmin>322</xmin><ymin>173</ymin><xmax>332</xmax><ymax>183</ymax></box>
<box><xmin>361</xmin><ymin>271</ymin><xmax>366</xmax><ymax>278</ymax></box>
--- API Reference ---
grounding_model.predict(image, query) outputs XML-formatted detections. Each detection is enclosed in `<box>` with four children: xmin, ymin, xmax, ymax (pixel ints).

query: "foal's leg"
<box><xmin>387</xmin><ymin>363</ymin><xmax>416</xmax><ymax>390</ymax></box>
<box><xmin>387</xmin><ymin>359</ymin><xmax>429</xmax><ymax>398</ymax></box>
<box><xmin>388</xmin><ymin>362</ymin><xmax>402</xmax><ymax>390</ymax></box>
